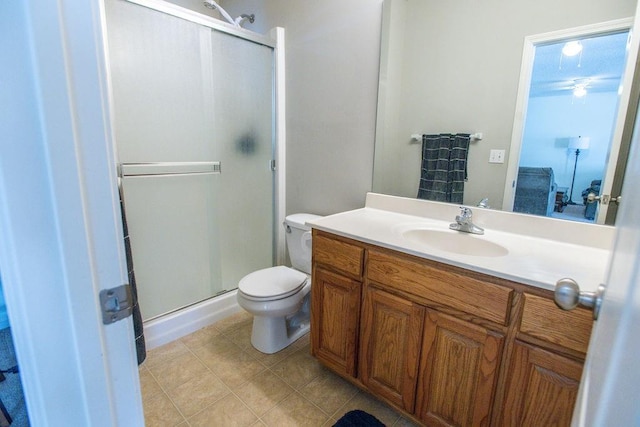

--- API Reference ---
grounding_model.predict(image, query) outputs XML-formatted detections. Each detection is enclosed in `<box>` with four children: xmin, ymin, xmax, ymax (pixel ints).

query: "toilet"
<box><xmin>237</xmin><ymin>213</ymin><xmax>321</xmax><ymax>354</ymax></box>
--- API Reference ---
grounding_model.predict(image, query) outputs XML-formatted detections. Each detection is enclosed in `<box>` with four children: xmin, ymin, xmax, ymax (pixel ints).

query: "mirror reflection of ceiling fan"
<box><xmin>562</xmin><ymin>78</ymin><xmax>592</xmax><ymax>97</ymax></box>
<box><xmin>531</xmin><ymin>75</ymin><xmax>624</xmax><ymax>97</ymax></box>
<box><xmin>529</xmin><ymin>32</ymin><xmax>629</xmax><ymax>98</ymax></box>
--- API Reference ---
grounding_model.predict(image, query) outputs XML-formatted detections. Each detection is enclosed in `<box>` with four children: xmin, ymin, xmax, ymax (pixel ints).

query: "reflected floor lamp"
<box><xmin>568</xmin><ymin>136</ymin><xmax>590</xmax><ymax>205</ymax></box>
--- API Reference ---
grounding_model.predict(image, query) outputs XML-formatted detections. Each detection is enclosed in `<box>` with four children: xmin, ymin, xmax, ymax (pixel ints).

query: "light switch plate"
<box><xmin>489</xmin><ymin>149</ymin><xmax>505</xmax><ymax>164</ymax></box>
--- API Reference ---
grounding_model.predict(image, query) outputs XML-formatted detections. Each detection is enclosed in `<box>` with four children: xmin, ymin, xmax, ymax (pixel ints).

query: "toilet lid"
<box><xmin>238</xmin><ymin>266</ymin><xmax>308</xmax><ymax>300</ymax></box>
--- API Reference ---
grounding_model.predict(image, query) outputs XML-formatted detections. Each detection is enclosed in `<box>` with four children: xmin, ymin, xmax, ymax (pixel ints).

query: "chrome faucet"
<box><xmin>450</xmin><ymin>207</ymin><xmax>484</xmax><ymax>235</ymax></box>
<box><xmin>477</xmin><ymin>198</ymin><xmax>490</xmax><ymax>208</ymax></box>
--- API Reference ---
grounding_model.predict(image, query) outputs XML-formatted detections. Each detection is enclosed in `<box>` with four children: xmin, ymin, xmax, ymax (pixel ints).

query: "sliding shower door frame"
<box><xmin>101</xmin><ymin>0</ymin><xmax>287</xmax><ymax>266</ymax></box>
<box><xmin>125</xmin><ymin>0</ymin><xmax>276</xmax><ymax>48</ymax></box>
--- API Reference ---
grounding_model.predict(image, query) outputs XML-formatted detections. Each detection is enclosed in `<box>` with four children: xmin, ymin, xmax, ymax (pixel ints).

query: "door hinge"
<box><xmin>270</xmin><ymin>159</ymin><xmax>276</xmax><ymax>171</ymax></box>
<box><xmin>100</xmin><ymin>284</ymin><xmax>133</xmax><ymax>325</ymax></box>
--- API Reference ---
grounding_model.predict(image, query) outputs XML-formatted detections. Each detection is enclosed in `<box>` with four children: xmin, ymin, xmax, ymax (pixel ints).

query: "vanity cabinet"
<box><xmin>310</xmin><ymin>233</ymin><xmax>364</xmax><ymax>377</ymax></box>
<box><xmin>365</xmin><ymin>248</ymin><xmax>508</xmax><ymax>426</ymax></box>
<box><xmin>359</xmin><ymin>287</ymin><xmax>504</xmax><ymax>425</ymax></box>
<box><xmin>310</xmin><ymin>230</ymin><xmax>593</xmax><ymax>427</ymax></box>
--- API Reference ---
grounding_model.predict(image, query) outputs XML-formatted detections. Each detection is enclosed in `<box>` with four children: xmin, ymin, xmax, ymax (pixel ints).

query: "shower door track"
<box><xmin>124</xmin><ymin>0</ymin><xmax>276</xmax><ymax>48</ymax></box>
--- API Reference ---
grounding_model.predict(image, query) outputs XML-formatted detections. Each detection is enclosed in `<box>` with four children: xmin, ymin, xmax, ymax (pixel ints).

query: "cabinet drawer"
<box><xmin>367</xmin><ymin>250</ymin><xmax>513</xmax><ymax>325</ymax></box>
<box><xmin>520</xmin><ymin>293</ymin><xmax>593</xmax><ymax>354</ymax></box>
<box><xmin>313</xmin><ymin>231</ymin><xmax>364</xmax><ymax>278</ymax></box>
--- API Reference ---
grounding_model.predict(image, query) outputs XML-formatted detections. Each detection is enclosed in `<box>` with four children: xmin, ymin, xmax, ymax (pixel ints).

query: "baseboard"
<box><xmin>143</xmin><ymin>290</ymin><xmax>241</xmax><ymax>350</ymax></box>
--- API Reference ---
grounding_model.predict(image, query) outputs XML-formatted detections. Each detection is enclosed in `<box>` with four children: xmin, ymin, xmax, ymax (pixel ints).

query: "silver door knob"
<box><xmin>586</xmin><ymin>193</ymin><xmax>622</xmax><ymax>205</ymax></box>
<box><xmin>554</xmin><ymin>278</ymin><xmax>606</xmax><ymax>320</ymax></box>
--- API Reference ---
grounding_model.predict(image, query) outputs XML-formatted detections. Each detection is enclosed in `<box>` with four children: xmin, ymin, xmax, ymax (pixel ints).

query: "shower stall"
<box><xmin>104</xmin><ymin>0</ymin><xmax>285</xmax><ymax>347</ymax></box>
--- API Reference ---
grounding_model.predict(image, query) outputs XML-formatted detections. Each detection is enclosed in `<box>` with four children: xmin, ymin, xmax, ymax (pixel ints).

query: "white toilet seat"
<box><xmin>238</xmin><ymin>265</ymin><xmax>308</xmax><ymax>301</ymax></box>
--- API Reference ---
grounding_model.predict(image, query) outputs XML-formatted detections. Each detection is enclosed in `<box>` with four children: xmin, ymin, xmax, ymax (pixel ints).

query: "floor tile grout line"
<box><xmin>141</xmin><ymin>313</ymin><xmax>407</xmax><ymax>427</ymax></box>
<box><xmin>150</xmin><ymin>339</ymin><xmax>245</xmax><ymax>426</ymax></box>
<box><xmin>178</xmin><ymin>327</ymin><xmax>283</xmax><ymax>425</ymax></box>
<box><xmin>143</xmin><ymin>363</ymin><xmax>189</xmax><ymax>425</ymax></box>
<box><xmin>234</xmin><ymin>342</ymin><xmax>334</xmax><ymax>425</ymax></box>
<box><xmin>325</xmin><ymin>387</ymin><xmax>360</xmax><ymax>423</ymax></box>
<box><xmin>147</xmin><ymin>341</ymin><xmax>314</xmax><ymax>425</ymax></box>
<box><xmin>260</xmin><ymin>351</ymin><xmax>338</xmax><ymax>422</ymax></box>
<box><xmin>256</xmin><ymin>389</ymin><xmax>333</xmax><ymax>427</ymax></box>
<box><xmin>182</xmin><ymin>387</ymin><xmax>263</xmax><ymax>427</ymax></box>
<box><xmin>152</xmin><ymin>353</ymin><xmax>325</xmax><ymax>426</ymax></box>
<box><xmin>141</xmin><ymin>317</ymin><xmax>253</xmax><ymax>425</ymax></box>
<box><xmin>228</xmin><ymin>388</ymin><xmax>263</xmax><ymax>425</ymax></box>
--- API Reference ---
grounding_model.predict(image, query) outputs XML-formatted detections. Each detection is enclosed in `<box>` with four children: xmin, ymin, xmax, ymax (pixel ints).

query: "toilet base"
<box><xmin>250</xmin><ymin>314</ymin><xmax>310</xmax><ymax>354</ymax></box>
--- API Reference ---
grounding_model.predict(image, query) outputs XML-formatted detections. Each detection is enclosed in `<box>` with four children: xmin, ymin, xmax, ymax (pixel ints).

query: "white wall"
<box><xmin>521</xmin><ymin>92</ymin><xmax>620</xmax><ymax>201</ymax></box>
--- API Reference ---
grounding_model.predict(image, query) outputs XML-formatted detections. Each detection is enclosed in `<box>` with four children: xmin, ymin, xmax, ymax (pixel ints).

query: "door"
<box><xmin>416</xmin><ymin>310</ymin><xmax>503</xmax><ymax>427</ymax></box>
<box><xmin>106</xmin><ymin>0</ymin><xmax>277</xmax><ymax>313</ymax></box>
<box><xmin>360</xmin><ymin>286</ymin><xmax>424</xmax><ymax>412</ymax></box>
<box><xmin>502</xmin><ymin>342</ymin><xmax>583</xmax><ymax>426</ymax></box>
<box><xmin>311</xmin><ymin>267</ymin><xmax>361</xmax><ymax>377</ymax></box>
<box><xmin>567</xmin><ymin>42</ymin><xmax>640</xmax><ymax>424</ymax></box>
<box><xmin>0</xmin><ymin>0</ymin><xmax>143</xmax><ymax>425</ymax></box>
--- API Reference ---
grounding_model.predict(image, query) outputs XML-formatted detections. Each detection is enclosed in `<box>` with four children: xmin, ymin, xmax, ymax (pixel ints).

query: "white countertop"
<box><xmin>308</xmin><ymin>193</ymin><xmax>615</xmax><ymax>292</ymax></box>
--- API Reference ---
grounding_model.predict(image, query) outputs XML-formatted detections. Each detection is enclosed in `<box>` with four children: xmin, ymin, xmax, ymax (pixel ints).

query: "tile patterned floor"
<box><xmin>140</xmin><ymin>311</ymin><xmax>420</xmax><ymax>426</ymax></box>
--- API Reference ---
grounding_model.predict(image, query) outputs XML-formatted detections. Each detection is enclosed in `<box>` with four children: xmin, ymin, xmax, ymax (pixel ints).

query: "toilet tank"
<box><xmin>284</xmin><ymin>213</ymin><xmax>322</xmax><ymax>274</ymax></box>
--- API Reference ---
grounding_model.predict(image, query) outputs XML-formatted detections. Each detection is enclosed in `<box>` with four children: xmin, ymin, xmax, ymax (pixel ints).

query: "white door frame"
<box><xmin>0</xmin><ymin>0</ymin><xmax>143</xmax><ymax>425</ymax></box>
<box><xmin>502</xmin><ymin>17</ymin><xmax>637</xmax><ymax>224</ymax></box>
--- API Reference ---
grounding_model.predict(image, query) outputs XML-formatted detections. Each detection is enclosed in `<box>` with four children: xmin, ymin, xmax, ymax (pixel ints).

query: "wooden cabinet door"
<box><xmin>501</xmin><ymin>341</ymin><xmax>583</xmax><ymax>427</ymax></box>
<box><xmin>360</xmin><ymin>286</ymin><xmax>425</xmax><ymax>412</ymax></box>
<box><xmin>416</xmin><ymin>310</ymin><xmax>504</xmax><ymax>427</ymax></box>
<box><xmin>311</xmin><ymin>267</ymin><xmax>361</xmax><ymax>377</ymax></box>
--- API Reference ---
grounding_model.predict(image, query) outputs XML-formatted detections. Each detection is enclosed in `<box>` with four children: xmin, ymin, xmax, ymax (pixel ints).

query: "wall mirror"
<box><xmin>373</xmin><ymin>0</ymin><xmax>638</xmax><ymax>226</ymax></box>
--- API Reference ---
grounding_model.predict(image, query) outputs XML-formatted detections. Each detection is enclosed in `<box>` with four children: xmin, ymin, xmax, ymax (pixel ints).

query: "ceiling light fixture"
<box><xmin>573</xmin><ymin>85</ymin><xmax>587</xmax><ymax>97</ymax></box>
<box><xmin>559</xmin><ymin>40</ymin><xmax>583</xmax><ymax>70</ymax></box>
<box><xmin>562</xmin><ymin>41</ymin><xmax>583</xmax><ymax>57</ymax></box>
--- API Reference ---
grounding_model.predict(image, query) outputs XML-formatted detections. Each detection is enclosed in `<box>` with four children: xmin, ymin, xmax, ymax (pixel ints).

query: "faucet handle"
<box><xmin>459</xmin><ymin>207</ymin><xmax>473</xmax><ymax>217</ymax></box>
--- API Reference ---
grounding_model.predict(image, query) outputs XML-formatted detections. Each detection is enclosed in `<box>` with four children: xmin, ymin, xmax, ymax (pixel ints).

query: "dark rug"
<box><xmin>333</xmin><ymin>410</ymin><xmax>385</xmax><ymax>426</ymax></box>
<box><xmin>0</xmin><ymin>327</ymin><xmax>29</xmax><ymax>426</ymax></box>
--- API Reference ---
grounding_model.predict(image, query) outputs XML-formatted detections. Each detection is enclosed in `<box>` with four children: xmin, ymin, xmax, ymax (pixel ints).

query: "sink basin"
<box><xmin>401</xmin><ymin>228</ymin><xmax>509</xmax><ymax>258</ymax></box>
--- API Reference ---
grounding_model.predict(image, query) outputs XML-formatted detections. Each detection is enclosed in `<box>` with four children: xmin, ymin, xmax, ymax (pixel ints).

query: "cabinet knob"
<box><xmin>554</xmin><ymin>278</ymin><xmax>606</xmax><ymax>320</ymax></box>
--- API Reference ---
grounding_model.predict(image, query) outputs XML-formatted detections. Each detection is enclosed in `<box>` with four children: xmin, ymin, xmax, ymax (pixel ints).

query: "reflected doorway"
<box><xmin>504</xmin><ymin>20</ymin><xmax>633</xmax><ymax>224</ymax></box>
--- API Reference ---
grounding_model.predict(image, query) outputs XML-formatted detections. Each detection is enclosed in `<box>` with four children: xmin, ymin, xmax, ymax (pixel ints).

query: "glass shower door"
<box><xmin>106</xmin><ymin>0</ymin><xmax>275</xmax><ymax>320</ymax></box>
<box><xmin>209</xmin><ymin>30</ymin><xmax>275</xmax><ymax>290</ymax></box>
<box><xmin>121</xmin><ymin>164</ymin><xmax>222</xmax><ymax>320</ymax></box>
